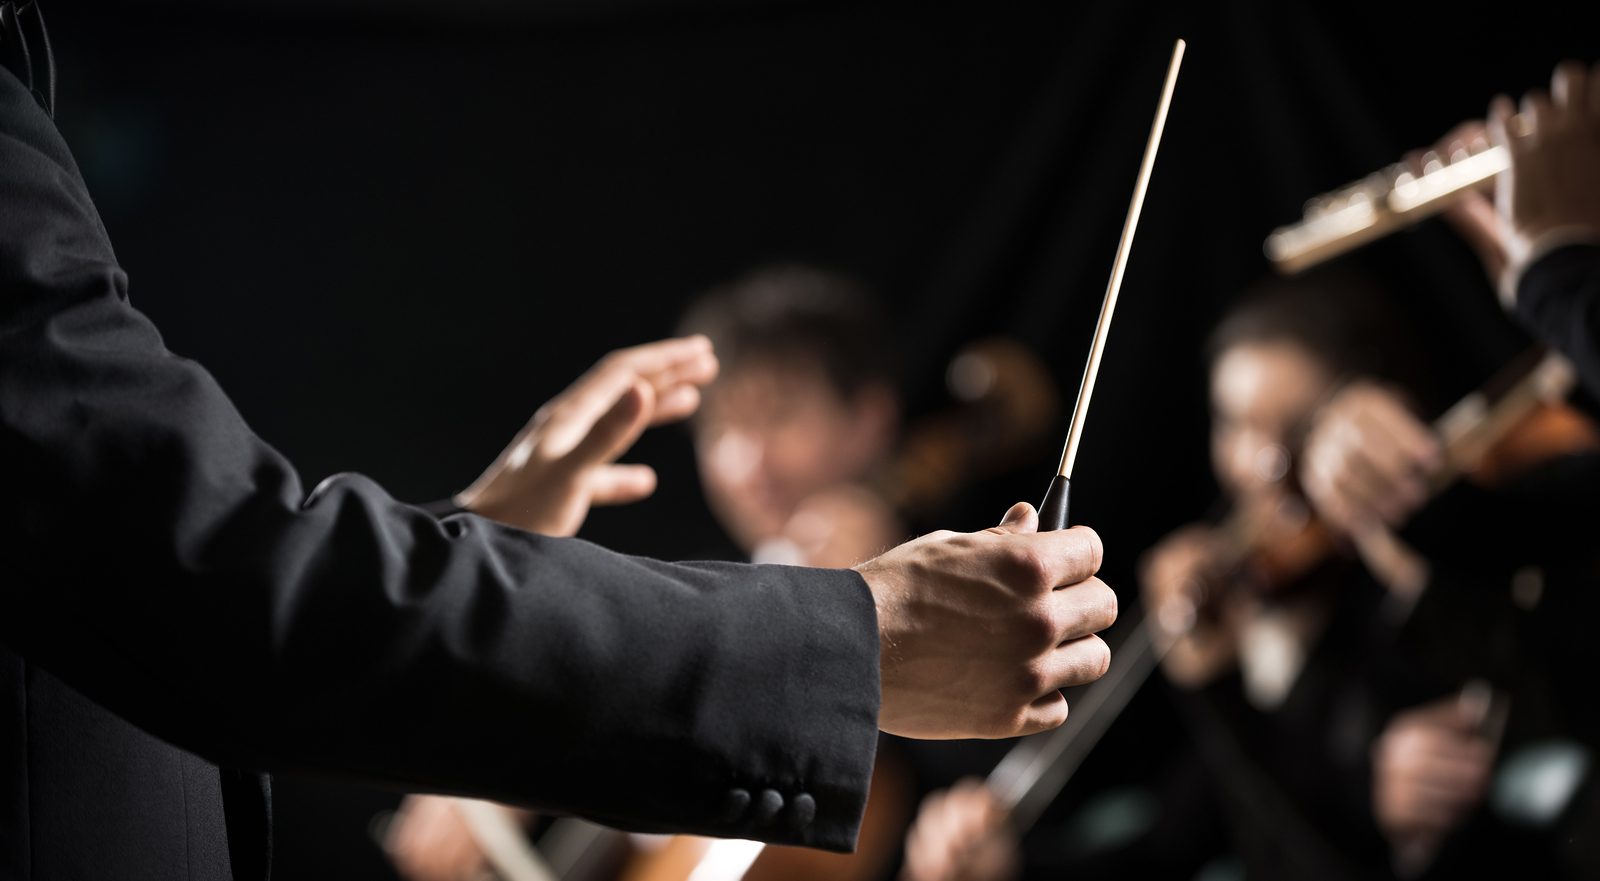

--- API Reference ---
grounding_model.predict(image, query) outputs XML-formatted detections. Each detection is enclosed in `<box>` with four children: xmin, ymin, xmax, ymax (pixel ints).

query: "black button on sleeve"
<box><xmin>719</xmin><ymin>787</ymin><xmax>752</xmax><ymax>823</ymax></box>
<box><xmin>753</xmin><ymin>788</ymin><xmax>784</xmax><ymax>824</ymax></box>
<box><xmin>789</xmin><ymin>792</ymin><xmax>816</xmax><ymax>829</ymax></box>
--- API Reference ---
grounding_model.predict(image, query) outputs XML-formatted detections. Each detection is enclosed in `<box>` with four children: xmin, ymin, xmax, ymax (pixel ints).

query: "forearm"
<box><xmin>0</xmin><ymin>67</ymin><xmax>878</xmax><ymax>849</ymax></box>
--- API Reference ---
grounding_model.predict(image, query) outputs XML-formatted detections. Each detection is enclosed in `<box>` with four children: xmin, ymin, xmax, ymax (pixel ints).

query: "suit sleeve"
<box><xmin>0</xmin><ymin>69</ymin><xmax>878</xmax><ymax>851</ymax></box>
<box><xmin>1515</xmin><ymin>243</ymin><xmax>1600</xmax><ymax>399</ymax></box>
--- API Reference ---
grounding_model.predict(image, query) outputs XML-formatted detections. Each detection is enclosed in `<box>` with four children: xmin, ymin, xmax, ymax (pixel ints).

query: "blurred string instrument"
<box><xmin>432</xmin><ymin>336</ymin><xmax>1062</xmax><ymax>881</ymax></box>
<box><xmin>1265</xmin><ymin>137</ymin><xmax>1512</xmax><ymax>274</ymax></box>
<box><xmin>987</xmin><ymin>345</ymin><xmax>1600</xmax><ymax>833</ymax></box>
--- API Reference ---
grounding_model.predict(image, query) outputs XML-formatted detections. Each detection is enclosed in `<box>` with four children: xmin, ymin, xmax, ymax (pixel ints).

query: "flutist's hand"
<box><xmin>1444</xmin><ymin>61</ymin><xmax>1600</xmax><ymax>305</ymax></box>
<box><xmin>857</xmin><ymin>502</ymin><xmax>1115</xmax><ymax>739</ymax></box>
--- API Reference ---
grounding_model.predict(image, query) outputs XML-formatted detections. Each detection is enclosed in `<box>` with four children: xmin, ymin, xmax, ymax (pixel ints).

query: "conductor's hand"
<box><xmin>457</xmin><ymin>336</ymin><xmax>718</xmax><ymax>536</ymax></box>
<box><xmin>856</xmin><ymin>501</ymin><xmax>1115</xmax><ymax>739</ymax></box>
<box><xmin>1300</xmin><ymin>381</ymin><xmax>1440</xmax><ymax>535</ymax></box>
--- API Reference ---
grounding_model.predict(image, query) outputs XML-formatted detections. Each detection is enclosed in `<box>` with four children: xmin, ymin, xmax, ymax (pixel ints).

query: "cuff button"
<box><xmin>790</xmin><ymin>792</ymin><xmax>816</xmax><ymax>829</ymax></box>
<box><xmin>753</xmin><ymin>788</ymin><xmax>784</xmax><ymax>824</ymax></box>
<box><xmin>720</xmin><ymin>787</ymin><xmax>752</xmax><ymax>822</ymax></box>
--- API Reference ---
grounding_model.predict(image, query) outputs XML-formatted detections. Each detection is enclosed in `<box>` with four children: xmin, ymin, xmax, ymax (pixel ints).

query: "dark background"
<box><xmin>40</xmin><ymin>0</ymin><xmax>1597</xmax><ymax>876</ymax></box>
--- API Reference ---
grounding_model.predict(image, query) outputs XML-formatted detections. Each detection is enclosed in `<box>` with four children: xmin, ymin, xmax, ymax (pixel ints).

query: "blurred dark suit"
<box><xmin>0</xmin><ymin>12</ymin><xmax>879</xmax><ymax>880</ymax></box>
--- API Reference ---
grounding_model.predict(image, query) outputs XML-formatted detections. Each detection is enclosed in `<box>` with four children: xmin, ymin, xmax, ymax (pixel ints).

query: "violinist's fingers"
<box><xmin>1307</xmin><ymin>419</ymin><xmax>1393</xmax><ymax>523</ymax></box>
<box><xmin>1373</xmin><ymin>396</ymin><xmax>1442</xmax><ymax>467</ymax></box>
<box><xmin>1355</xmin><ymin>413</ymin><xmax>1435</xmax><ymax>507</ymax></box>
<box><xmin>1401</xmin><ymin>800</ymin><xmax>1459</xmax><ymax>836</ymax></box>
<box><xmin>904</xmin><ymin>789</ymin><xmax>960</xmax><ymax>881</ymax></box>
<box><xmin>1351</xmin><ymin>410</ymin><xmax>1430</xmax><ymax>485</ymax></box>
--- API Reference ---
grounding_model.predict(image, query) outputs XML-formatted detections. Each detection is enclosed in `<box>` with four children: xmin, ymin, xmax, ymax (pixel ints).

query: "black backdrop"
<box><xmin>39</xmin><ymin>0</ymin><xmax>1597</xmax><ymax>875</ymax></box>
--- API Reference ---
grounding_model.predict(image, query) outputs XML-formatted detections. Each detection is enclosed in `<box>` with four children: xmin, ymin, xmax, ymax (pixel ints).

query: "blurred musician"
<box><xmin>901</xmin><ymin>270</ymin><xmax>1432</xmax><ymax>881</ymax></box>
<box><xmin>907</xmin><ymin>263</ymin><xmax>1600</xmax><ymax>881</ymax></box>
<box><xmin>679</xmin><ymin>265</ymin><xmax>906</xmax><ymax>569</ymax></box>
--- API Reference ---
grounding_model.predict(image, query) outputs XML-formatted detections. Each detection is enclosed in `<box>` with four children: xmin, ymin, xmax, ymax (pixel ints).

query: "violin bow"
<box><xmin>1040</xmin><ymin>38</ymin><xmax>1185</xmax><ymax>530</ymax></box>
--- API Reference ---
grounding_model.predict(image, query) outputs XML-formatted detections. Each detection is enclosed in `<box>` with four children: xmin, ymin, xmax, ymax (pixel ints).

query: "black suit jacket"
<box><xmin>0</xmin><ymin>40</ymin><xmax>880</xmax><ymax>881</ymax></box>
<box><xmin>1517</xmin><ymin>242</ymin><xmax>1600</xmax><ymax>398</ymax></box>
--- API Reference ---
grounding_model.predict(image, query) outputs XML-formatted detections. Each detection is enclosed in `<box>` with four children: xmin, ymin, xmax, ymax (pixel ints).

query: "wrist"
<box><xmin>1499</xmin><ymin>225</ymin><xmax>1600</xmax><ymax>309</ymax></box>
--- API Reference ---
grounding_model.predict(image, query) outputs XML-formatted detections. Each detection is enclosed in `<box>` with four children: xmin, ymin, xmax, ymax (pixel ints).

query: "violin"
<box><xmin>1189</xmin><ymin>348</ymin><xmax>1599</xmax><ymax>602</ymax></box>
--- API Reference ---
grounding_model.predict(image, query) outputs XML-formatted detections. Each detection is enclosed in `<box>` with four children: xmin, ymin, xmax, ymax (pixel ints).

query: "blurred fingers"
<box><xmin>588</xmin><ymin>464</ymin><xmax>659</xmax><ymax>506</ymax></box>
<box><xmin>1487</xmin><ymin>94</ymin><xmax>1518</xmax><ymax>152</ymax></box>
<box><xmin>1521</xmin><ymin>90</ymin><xmax>1553</xmax><ymax>142</ymax></box>
<box><xmin>1553</xmin><ymin>60</ymin><xmax>1589</xmax><ymax>115</ymax></box>
<box><xmin>567</xmin><ymin>380</ymin><xmax>654</xmax><ymax>468</ymax></box>
<box><xmin>649</xmin><ymin>383</ymin><xmax>703</xmax><ymax>426</ymax></box>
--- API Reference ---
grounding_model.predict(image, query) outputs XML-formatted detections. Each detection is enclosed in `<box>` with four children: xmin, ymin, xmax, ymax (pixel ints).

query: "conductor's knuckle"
<box><xmin>1075</xmin><ymin>526</ymin><xmax>1105</xmax><ymax>574</ymax></box>
<box><xmin>1091</xmin><ymin>580</ymin><xmax>1119</xmax><ymax>629</ymax></box>
<box><xmin>1070</xmin><ymin>636</ymin><xmax>1111</xmax><ymax>683</ymax></box>
<box><xmin>1022</xmin><ymin>601</ymin><xmax>1059</xmax><ymax>647</ymax></box>
<box><xmin>1019</xmin><ymin>659</ymin><xmax>1052</xmax><ymax>696</ymax></box>
<box><xmin>1010</xmin><ymin>544</ymin><xmax>1053</xmax><ymax>589</ymax></box>
<box><xmin>1093</xmin><ymin>636</ymin><xmax>1112</xmax><ymax>678</ymax></box>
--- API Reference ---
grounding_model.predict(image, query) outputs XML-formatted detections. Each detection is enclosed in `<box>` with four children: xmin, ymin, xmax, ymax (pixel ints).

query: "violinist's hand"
<box><xmin>1139</xmin><ymin>525</ymin><xmax>1239</xmax><ymax>688</ymax></box>
<box><xmin>385</xmin><ymin>795</ymin><xmax>531</xmax><ymax>881</ymax></box>
<box><xmin>901</xmin><ymin>779</ymin><xmax>1020</xmax><ymax>881</ymax></box>
<box><xmin>857</xmin><ymin>502</ymin><xmax>1115</xmax><ymax>739</ymax></box>
<box><xmin>1443</xmin><ymin>61</ymin><xmax>1600</xmax><ymax>306</ymax></box>
<box><xmin>1300</xmin><ymin>381</ymin><xmax>1441</xmax><ymax>534</ymax></box>
<box><xmin>1374</xmin><ymin>697</ymin><xmax>1494</xmax><ymax>869</ymax></box>
<box><xmin>456</xmin><ymin>336</ymin><xmax>718</xmax><ymax>536</ymax></box>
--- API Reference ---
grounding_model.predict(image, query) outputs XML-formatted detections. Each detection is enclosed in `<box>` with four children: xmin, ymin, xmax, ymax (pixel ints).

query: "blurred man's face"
<box><xmin>693</xmin><ymin>356</ymin><xmax>895</xmax><ymax>554</ymax></box>
<box><xmin>1209</xmin><ymin>341</ymin><xmax>1330</xmax><ymax>501</ymax></box>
